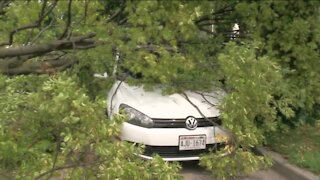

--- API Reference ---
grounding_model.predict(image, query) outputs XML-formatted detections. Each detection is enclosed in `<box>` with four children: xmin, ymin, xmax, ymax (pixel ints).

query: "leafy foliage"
<box><xmin>0</xmin><ymin>74</ymin><xmax>181</xmax><ymax>179</ymax></box>
<box><xmin>218</xmin><ymin>42</ymin><xmax>284</xmax><ymax>145</ymax></box>
<box><xmin>200</xmin><ymin>149</ymin><xmax>272</xmax><ymax>179</ymax></box>
<box><xmin>236</xmin><ymin>0</ymin><xmax>320</xmax><ymax>124</ymax></box>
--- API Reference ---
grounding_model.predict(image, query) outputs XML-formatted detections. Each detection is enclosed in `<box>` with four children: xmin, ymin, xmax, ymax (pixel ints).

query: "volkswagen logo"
<box><xmin>185</xmin><ymin>116</ymin><xmax>198</xmax><ymax>130</ymax></box>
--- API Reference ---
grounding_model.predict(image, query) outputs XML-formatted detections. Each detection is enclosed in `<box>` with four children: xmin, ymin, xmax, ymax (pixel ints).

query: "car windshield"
<box><xmin>116</xmin><ymin>66</ymin><xmax>143</xmax><ymax>80</ymax></box>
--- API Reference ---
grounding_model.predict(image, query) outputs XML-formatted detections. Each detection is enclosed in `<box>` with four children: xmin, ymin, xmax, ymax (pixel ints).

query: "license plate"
<box><xmin>179</xmin><ymin>135</ymin><xmax>206</xmax><ymax>150</ymax></box>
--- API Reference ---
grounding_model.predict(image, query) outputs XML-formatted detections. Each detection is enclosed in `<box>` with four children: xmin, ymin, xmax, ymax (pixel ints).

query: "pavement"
<box><xmin>181</xmin><ymin>148</ymin><xmax>319</xmax><ymax>180</ymax></box>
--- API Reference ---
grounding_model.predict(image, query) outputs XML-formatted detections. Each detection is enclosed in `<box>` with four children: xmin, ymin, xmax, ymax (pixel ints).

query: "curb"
<box><xmin>256</xmin><ymin>147</ymin><xmax>318</xmax><ymax>180</ymax></box>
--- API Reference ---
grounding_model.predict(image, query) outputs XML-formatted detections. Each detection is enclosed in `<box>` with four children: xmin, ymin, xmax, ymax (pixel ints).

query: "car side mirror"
<box><xmin>93</xmin><ymin>72</ymin><xmax>108</xmax><ymax>79</ymax></box>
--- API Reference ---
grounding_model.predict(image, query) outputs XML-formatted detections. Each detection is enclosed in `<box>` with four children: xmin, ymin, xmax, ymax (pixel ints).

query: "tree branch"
<box><xmin>0</xmin><ymin>0</ymin><xmax>58</xmax><ymax>47</ymax></box>
<box><xmin>106</xmin><ymin>5</ymin><xmax>126</xmax><ymax>23</ymax></box>
<box><xmin>198</xmin><ymin>26</ymin><xmax>217</xmax><ymax>35</ymax></box>
<box><xmin>30</xmin><ymin>16</ymin><xmax>55</xmax><ymax>44</ymax></box>
<box><xmin>83</xmin><ymin>0</ymin><xmax>89</xmax><ymax>24</ymax></box>
<box><xmin>0</xmin><ymin>57</ymin><xmax>78</xmax><ymax>75</ymax></box>
<box><xmin>0</xmin><ymin>33</ymin><xmax>96</xmax><ymax>59</ymax></box>
<box><xmin>195</xmin><ymin>4</ymin><xmax>235</xmax><ymax>25</ymax></box>
<box><xmin>34</xmin><ymin>163</ymin><xmax>83</xmax><ymax>180</ymax></box>
<box><xmin>182</xmin><ymin>92</ymin><xmax>237</xmax><ymax>149</ymax></box>
<box><xmin>34</xmin><ymin>156</ymin><xmax>107</xmax><ymax>180</ymax></box>
<box><xmin>135</xmin><ymin>44</ymin><xmax>177</xmax><ymax>53</ymax></box>
<box><xmin>46</xmin><ymin>135</ymin><xmax>61</xmax><ymax>180</ymax></box>
<box><xmin>59</xmin><ymin>0</ymin><xmax>72</xmax><ymax>39</ymax></box>
<box><xmin>0</xmin><ymin>0</ymin><xmax>12</xmax><ymax>15</ymax></box>
<box><xmin>194</xmin><ymin>92</ymin><xmax>217</xmax><ymax>108</ymax></box>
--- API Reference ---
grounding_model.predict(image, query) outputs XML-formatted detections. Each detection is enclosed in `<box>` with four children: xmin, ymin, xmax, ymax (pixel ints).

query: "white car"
<box><xmin>107</xmin><ymin>81</ymin><xmax>228</xmax><ymax>161</ymax></box>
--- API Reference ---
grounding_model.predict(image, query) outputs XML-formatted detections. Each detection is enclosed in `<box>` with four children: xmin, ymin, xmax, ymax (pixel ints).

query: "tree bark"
<box><xmin>0</xmin><ymin>33</ymin><xmax>96</xmax><ymax>59</ymax></box>
<box><xmin>0</xmin><ymin>58</ymin><xmax>78</xmax><ymax>75</ymax></box>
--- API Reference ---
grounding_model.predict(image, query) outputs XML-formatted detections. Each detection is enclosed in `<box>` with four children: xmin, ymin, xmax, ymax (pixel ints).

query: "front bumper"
<box><xmin>141</xmin><ymin>143</ymin><xmax>225</xmax><ymax>161</ymax></box>
<box><xmin>139</xmin><ymin>154</ymin><xmax>201</xmax><ymax>161</ymax></box>
<box><xmin>121</xmin><ymin>122</ymin><xmax>228</xmax><ymax>161</ymax></box>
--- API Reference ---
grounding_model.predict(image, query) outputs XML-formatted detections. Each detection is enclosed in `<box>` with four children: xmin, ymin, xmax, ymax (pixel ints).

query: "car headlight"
<box><xmin>120</xmin><ymin>104</ymin><xmax>154</xmax><ymax>128</ymax></box>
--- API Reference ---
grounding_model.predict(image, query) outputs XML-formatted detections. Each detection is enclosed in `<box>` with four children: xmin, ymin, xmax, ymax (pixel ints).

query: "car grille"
<box><xmin>143</xmin><ymin>143</ymin><xmax>225</xmax><ymax>157</ymax></box>
<box><xmin>152</xmin><ymin>117</ymin><xmax>221</xmax><ymax>128</ymax></box>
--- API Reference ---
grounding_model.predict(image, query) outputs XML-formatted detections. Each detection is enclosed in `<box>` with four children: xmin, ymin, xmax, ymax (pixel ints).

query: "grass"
<box><xmin>266</xmin><ymin>121</ymin><xmax>320</xmax><ymax>175</ymax></box>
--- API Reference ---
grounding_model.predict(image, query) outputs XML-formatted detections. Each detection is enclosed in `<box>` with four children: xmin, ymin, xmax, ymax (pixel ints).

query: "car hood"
<box><xmin>112</xmin><ymin>81</ymin><xmax>224</xmax><ymax>119</ymax></box>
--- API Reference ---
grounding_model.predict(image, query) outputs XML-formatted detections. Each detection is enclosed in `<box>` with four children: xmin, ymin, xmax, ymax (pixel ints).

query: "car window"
<box><xmin>116</xmin><ymin>66</ymin><xmax>143</xmax><ymax>80</ymax></box>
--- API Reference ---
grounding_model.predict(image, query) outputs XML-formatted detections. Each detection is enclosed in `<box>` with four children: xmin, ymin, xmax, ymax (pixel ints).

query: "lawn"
<box><xmin>266</xmin><ymin>121</ymin><xmax>320</xmax><ymax>175</ymax></box>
